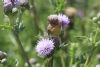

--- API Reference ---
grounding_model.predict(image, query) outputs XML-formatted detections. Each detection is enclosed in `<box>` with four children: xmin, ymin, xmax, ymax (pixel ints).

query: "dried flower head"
<box><xmin>48</xmin><ymin>14</ymin><xmax>59</xmax><ymax>26</ymax></box>
<box><xmin>35</xmin><ymin>38</ymin><xmax>55</xmax><ymax>57</ymax></box>
<box><xmin>48</xmin><ymin>14</ymin><xmax>70</xmax><ymax>28</ymax></box>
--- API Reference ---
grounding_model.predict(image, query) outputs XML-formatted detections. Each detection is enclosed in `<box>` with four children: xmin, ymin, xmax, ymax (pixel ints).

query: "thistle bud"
<box><xmin>0</xmin><ymin>51</ymin><xmax>7</xmax><ymax>64</ymax></box>
<box><xmin>1</xmin><ymin>58</ymin><xmax>7</xmax><ymax>64</ymax></box>
<box><xmin>18</xmin><ymin>0</ymin><xmax>29</xmax><ymax>9</ymax></box>
<box><xmin>18</xmin><ymin>0</ymin><xmax>28</xmax><ymax>5</ymax></box>
<box><xmin>0</xmin><ymin>51</ymin><xmax>7</xmax><ymax>60</ymax></box>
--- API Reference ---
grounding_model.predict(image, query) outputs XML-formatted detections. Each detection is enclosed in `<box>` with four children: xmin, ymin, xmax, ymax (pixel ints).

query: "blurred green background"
<box><xmin>0</xmin><ymin>0</ymin><xmax>100</xmax><ymax>67</ymax></box>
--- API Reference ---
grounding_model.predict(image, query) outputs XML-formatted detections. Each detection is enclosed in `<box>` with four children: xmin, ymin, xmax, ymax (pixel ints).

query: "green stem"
<box><xmin>30</xmin><ymin>0</ymin><xmax>42</xmax><ymax>33</ymax></box>
<box><xmin>69</xmin><ymin>56</ymin><xmax>73</xmax><ymax>67</ymax></box>
<box><xmin>12</xmin><ymin>32</ymin><xmax>31</xmax><ymax>67</ymax></box>
<box><xmin>47</xmin><ymin>56</ymin><xmax>53</xmax><ymax>67</ymax></box>
<box><xmin>84</xmin><ymin>56</ymin><xmax>89</xmax><ymax>67</ymax></box>
<box><xmin>10</xmin><ymin>9</ymin><xmax>31</xmax><ymax>67</ymax></box>
<box><xmin>93</xmin><ymin>28</ymin><xmax>99</xmax><ymax>45</ymax></box>
<box><xmin>84</xmin><ymin>28</ymin><xmax>98</xmax><ymax>67</ymax></box>
<box><xmin>84</xmin><ymin>47</ymin><xmax>96</xmax><ymax>67</ymax></box>
<box><xmin>61</xmin><ymin>55</ymin><xmax>66</xmax><ymax>67</ymax></box>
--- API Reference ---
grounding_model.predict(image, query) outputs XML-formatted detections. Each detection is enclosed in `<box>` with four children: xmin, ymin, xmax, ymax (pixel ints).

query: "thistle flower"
<box><xmin>3</xmin><ymin>0</ymin><xmax>13</xmax><ymax>13</ymax></box>
<box><xmin>3</xmin><ymin>0</ymin><xmax>19</xmax><ymax>13</ymax></box>
<box><xmin>35</xmin><ymin>38</ymin><xmax>55</xmax><ymax>57</ymax></box>
<box><xmin>3</xmin><ymin>0</ymin><xmax>19</xmax><ymax>6</ymax></box>
<box><xmin>58</xmin><ymin>14</ymin><xmax>70</xmax><ymax>28</ymax></box>
<box><xmin>3</xmin><ymin>0</ymin><xmax>29</xmax><ymax>14</ymax></box>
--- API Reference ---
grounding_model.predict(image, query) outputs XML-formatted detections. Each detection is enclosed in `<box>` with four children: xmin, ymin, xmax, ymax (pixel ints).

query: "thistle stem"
<box><xmin>69</xmin><ymin>57</ymin><xmax>73</xmax><ymax>67</ymax></box>
<box><xmin>10</xmin><ymin>9</ymin><xmax>31</xmax><ymax>67</ymax></box>
<box><xmin>84</xmin><ymin>28</ymin><xmax>98</xmax><ymax>67</ymax></box>
<box><xmin>47</xmin><ymin>56</ymin><xmax>53</xmax><ymax>67</ymax></box>
<box><xmin>13</xmin><ymin>32</ymin><xmax>31</xmax><ymax>67</ymax></box>
<box><xmin>30</xmin><ymin>0</ymin><xmax>42</xmax><ymax>33</ymax></box>
<box><xmin>61</xmin><ymin>55</ymin><xmax>66</xmax><ymax>67</ymax></box>
<box><xmin>84</xmin><ymin>56</ymin><xmax>89</xmax><ymax>67</ymax></box>
<box><xmin>84</xmin><ymin>47</ymin><xmax>96</xmax><ymax>67</ymax></box>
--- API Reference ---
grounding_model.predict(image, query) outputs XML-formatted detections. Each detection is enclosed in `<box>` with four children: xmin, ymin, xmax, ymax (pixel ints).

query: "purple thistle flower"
<box><xmin>3</xmin><ymin>0</ymin><xmax>29</xmax><ymax>13</ymax></box>
<box><xmin>10</xmin><ymin>0</ymin><xmax>19</xmax><ymax>6</ymax></box>
<box><xmin>58</xmin><ymin>14</ymin><xmax>70</xmax><ymax>28</ymax></box>
<box><xmin>3</xmin><ymin>0</ymin><xmax>19</xmax><ymax>13</ymax></box>
<box><xmin>3</xmin><ymin>0</ymin><xmax>13</xmax><ymax>12</ymax></box>
<box><xmin>3</xmin><ymin>0</ymin><xmax>12</xmax><ymax>7</ymax></box>
<box><xmin>35</xmin><ymin>38</ymin><xmax>55</xmax><ymax>57</ymax></box>
<box><xmin>3</xmin><ymin>0</ymin><xmax>19</xmax><ymax>7</ymax></box>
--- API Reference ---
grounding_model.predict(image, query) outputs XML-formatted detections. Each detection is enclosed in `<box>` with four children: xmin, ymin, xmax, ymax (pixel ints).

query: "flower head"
<box><xmin>48</xmin><ymin>14</ymin><xmax>70</xmax><ymax>29</ymax></box>
<box><xmin>35</xmin><ymin>38</ymin><xmax>55</xmax><ymax>57</ymax></box>
<box><xmin>3</xmin><ymin>0</ymin><xmax>29</xmax><ymax>14</ymax></box>
<box><xmin>3</xmin><ymin>0</ymin><xmax>19</xmax><ymax>13</ymax></box>
<box><xmin>58</xmin><ymin>14</ymin><xmax>70</xmax><ymax>28</ymax></box>
<box><xmin>3</xmin><ymin>0</ymin><xmax>19</xmax><ymax>7</ymax></box>
<box><xmin>3</xmin><ymin>0</ymin><xmax>13</xmax><ymax>13</ymax></box>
